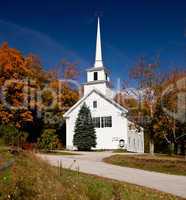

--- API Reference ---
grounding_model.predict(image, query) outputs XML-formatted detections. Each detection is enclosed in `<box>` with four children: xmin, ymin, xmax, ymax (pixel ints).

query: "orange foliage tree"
<box><xmin>128</xmin><ymin>56</ymin><xmax>162</xmax><ymax>154</ymax></box>
<box><xmin>0</xmin><ymin>42</ymin><xmax>79</xmax><ymax>138</ymax></box>
<box><xmin>0</xmin><ymin>43</ymin><xmax>43</xmax><ymax>128</ymax></box>
<box><xmin>153</xmin><ymin>70</ymin><xmax>186</xmax><ymax>154</ymax></box>
<box><xmin>42</xmin><ymin>61</ymin><xmax>80</xmax><ymax>129</ymax></box>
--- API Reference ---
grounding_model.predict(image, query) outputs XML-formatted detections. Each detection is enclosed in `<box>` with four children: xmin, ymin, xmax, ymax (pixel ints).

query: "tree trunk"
<box><xmin>168</xmin><ymin>142</ymin><xmax>175</xmax><ymax>155</ymax></box>
<box><xmin>177</xmin><ymin>144</ymin><xmax>181</xmax><ymax>155</ymax></box>
<box><xmin>149</xmin><ymin>139</ymin><xmax>154</xmax><ymax>155</ymax></box>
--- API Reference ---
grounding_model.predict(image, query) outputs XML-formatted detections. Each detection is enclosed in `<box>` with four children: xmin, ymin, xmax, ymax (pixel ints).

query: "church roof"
<box><xmin>63</xmin><ymin>89</ymin><xmax>128</xmax><ymax>118</ymax></box>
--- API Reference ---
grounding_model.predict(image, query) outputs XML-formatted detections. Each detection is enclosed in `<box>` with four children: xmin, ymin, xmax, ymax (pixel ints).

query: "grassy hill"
<box><xmin>0</xmin><ymin>148</ymin><xmax>184</xmax><ymax>200</ymax></box>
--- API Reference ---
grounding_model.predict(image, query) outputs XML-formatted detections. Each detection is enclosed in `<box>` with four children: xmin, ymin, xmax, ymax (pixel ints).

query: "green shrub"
<box><xmin>37</xmin><ymin>129</ymin><xmax>61</xmax><ymax>151</ymax></box>
<box><xmin>0</xmin><ymin>124</ymin><xmax>28</xmax><ymax>147</ymax></box>
<box><xmin>18</xmin><ymin>131</ymin><xmax>29</xmax><ymax>148</ymax></box>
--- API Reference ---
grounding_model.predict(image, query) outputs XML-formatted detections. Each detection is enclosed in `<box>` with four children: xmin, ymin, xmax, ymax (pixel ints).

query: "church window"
<box><xmin>93</xmin><ymin>117</ymin><xmax>100</xmax><ymax>128</ymax></box>
<box><xmin>93</xmin><ymin>101</ymin><xmax>97</xmax><ymax>108</ymax></box>
<box><xmin>105</xmin><ymin>73</ymin><xmax>108</xmax><ymax>81</ymax></box>
<box><xmin>94</xmin><ymin>72</ymin><xmax>98</xmax><ymax>80</ymax></box>
<box><xmin>101</xmin><ymin>116</ymin><xmax>112</xmax><ymax>128</ymax></box>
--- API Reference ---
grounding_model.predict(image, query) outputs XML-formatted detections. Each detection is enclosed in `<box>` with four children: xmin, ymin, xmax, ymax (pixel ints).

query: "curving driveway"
<box><xmin>38</xmin><ymin>151</ymin><xmax>186</xmax><ymax>198</ymax></box>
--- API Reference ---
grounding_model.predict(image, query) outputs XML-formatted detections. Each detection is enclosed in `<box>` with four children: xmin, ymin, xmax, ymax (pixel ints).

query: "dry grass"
<box><xmin>104</xmin><ymin>154</ymin><xmax>186</xmax><ymax>176</ymax></box>
<box><xmin>0</xmin><ymin>150</ymin><xmax>184</xmax><ymax>200</ymax></box>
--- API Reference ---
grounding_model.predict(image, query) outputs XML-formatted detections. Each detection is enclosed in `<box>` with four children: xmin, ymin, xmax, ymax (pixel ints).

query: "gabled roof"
<box><xmin>63</xmin><ymin>89</ymin><xmax>128</xmax><ymax>118</ymax></box>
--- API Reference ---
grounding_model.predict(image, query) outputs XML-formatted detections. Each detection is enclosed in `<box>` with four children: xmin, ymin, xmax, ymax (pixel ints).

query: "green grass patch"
<box><xmin>112</xmin><ymin>149</ymin><xmax>128</xmax><ymax>153</ymax></box>
<box><xmin>0</xmin><ymin>150</ymin><xmax>183</xmax><ymax>200</ymax></box>
<box><xmin>0</xmin><ymin>146</ymin><xmax>14</xmax><ymax>189</ymax></box>
<box><xmin>39</xmin><ymin>150</ymin><xmax>81</xmax><ymax>156</ymax></box>
<box><xmin>104</xmin><ymin>154</ymin><xmax>186</xmax><ymax>176</ymax></box>
<box><xmin>0</xmin><ymin>148</ymin><xmax>13</xmax><ymax>160</ymax></box>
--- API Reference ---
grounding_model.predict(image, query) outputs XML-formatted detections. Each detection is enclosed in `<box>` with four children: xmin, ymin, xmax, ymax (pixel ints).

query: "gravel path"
<box><xmin>38</xmin><ymin>151</ymin><xmax>186</xmax><ymax>198</ymax></box>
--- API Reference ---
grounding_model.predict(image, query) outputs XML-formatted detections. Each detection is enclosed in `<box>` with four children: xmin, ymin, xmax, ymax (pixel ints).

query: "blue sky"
<box><xmin>0</xmin><ymin>0</ymin><xmax>186</xmax><ymax>86</ymax></box>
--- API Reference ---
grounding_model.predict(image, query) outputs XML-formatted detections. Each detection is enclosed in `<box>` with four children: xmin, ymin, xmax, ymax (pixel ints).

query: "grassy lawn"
<box><xmin>104</xmin><ymin>154</ymin><xmax>186</xmax><ymax>176</ymax></box>
<box><xmin>39</xmin><ymin>150</ymin><xmax>81</xmax><ymax>156</ymax></box>
<box><xmin>0</xmin><ymin>147</ymin><xmax>14</xmax><ymax>166</ymax></box>
<box><xmin>112</xmin><ymin>149</ymin><xmax>128</xmax><ymax>153</ymax></box>
<box><xmin>0</xmin><ymin>149</ymin><xmax>184</xmax><ymax>200</ymax></box>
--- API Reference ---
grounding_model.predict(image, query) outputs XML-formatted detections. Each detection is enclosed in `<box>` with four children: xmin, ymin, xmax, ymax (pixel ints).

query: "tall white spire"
<box><xmin>94</xmin><ymin>17</ymin><xmax>103</xmax><ymax>68</ymax></box>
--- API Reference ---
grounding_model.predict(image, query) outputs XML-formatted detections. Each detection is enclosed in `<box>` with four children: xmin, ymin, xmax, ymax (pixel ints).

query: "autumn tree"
<box><xmin>114</xmin><ymin>92</ymin><xmax>138</xmax><ymax>110</ymax></box>
<box><xmin>128</xmin><ymin>55</ymin><xmax>186</xmax><ymax>155</ymax></box>
<box><xmin>0</xmin><ymin>43</ymin><xmax>34</xmax><ymax>127</ymax></box>
<box><xmin>156</xmin><ymin>69</ymin><xmax>186</xmax><ymax>154</ymax></box>
<box><xmin>0</xmin><ymin>43</ymin><xmax>49</xmax><ymax>143</ymax></box>
<box><xmin>42</xmin><ymin>60</ymin><xmax>80</xmax><ymax>130</ymax></box>
<box><xmin>128</xmin><ymin>56</ymin><xmax>161</xmax><ymax>154</ymax></box>
<box><xmin>0</xmin><ymin>42</ymin><xmax>80</xmax><ymax>145</ymax></box>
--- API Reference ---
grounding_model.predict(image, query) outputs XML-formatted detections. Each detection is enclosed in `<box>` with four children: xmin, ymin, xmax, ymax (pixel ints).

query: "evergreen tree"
<box><xmin>73</xmin><ymin>103</ymin><xmax>96</xmax><ymax>150</ymax></box>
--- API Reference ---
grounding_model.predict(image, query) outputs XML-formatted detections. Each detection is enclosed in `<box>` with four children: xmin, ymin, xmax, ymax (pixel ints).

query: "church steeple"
<box><xmin>94</xmin><ymin>17</ymin><xmax>103</xmax><ymax>68</ymax></box>
<box><xmin>83</xmin><ymin>17</ymin><xmax>113</xmax><ymax>98</ymax></box>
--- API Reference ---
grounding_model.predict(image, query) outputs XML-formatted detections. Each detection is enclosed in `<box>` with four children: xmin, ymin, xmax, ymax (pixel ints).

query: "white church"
<box><xmin>64</xmin><ymin>18</ymin><xmax>144</xmax><ymax>153</ymax></box>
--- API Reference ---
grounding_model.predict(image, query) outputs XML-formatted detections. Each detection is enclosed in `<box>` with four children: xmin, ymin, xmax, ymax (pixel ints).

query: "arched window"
<box><xmin>94</xmin><ymin>72</ymin><xmax>98</xmax><ymax>80</ymax></box>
